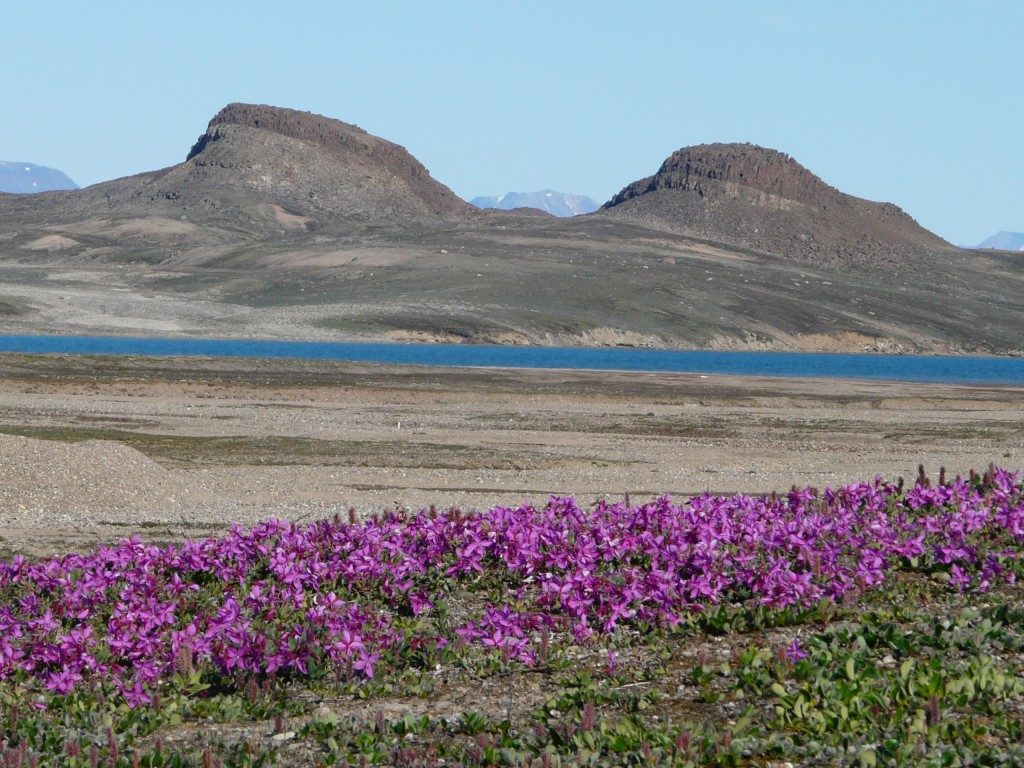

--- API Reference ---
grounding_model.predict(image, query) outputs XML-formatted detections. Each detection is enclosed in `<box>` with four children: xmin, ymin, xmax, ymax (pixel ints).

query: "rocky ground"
<box><xmin>0</xmin><ymin>353</ymin><xmax>1020</xmax><ymax>556</ymax></box>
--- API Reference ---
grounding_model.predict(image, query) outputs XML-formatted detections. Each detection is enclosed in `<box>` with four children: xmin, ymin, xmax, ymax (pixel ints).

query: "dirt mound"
<box><xmin>601</xmin><ymin>143</ymin><xmax>952</xmax><ymax>267</ymax></box>
<box><xmin>0</xmin><ymin>434</ymin><xmax>195</xmax><ymax>520</ymax></box>
<box><xmin>24</xmin><ymin>234</ymin><xmax>79</xmax><ymax>251</ymax></box>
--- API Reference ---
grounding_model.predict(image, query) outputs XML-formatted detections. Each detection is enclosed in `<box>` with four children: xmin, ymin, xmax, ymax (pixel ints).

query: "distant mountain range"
<box><xmin>978</xmin><ymin>232</ymin><xmax>1024</xmax><ymax>251</ymax></box>
<box><xmin>470</xmin><ymin>190</ymin><xmax>599</xmax><ymax>217</ymax></box>
<box><xmin>0</xmin><ymin>161</ymin><xmax>77</xmax><ymax>193</ymax></box>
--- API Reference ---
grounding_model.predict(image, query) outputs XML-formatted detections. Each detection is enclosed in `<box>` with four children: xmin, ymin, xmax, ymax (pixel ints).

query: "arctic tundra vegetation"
<box><xmin>1</xmin><ymin>467</ymin><xmax>1023</xmax><ymax>765</ymax></box>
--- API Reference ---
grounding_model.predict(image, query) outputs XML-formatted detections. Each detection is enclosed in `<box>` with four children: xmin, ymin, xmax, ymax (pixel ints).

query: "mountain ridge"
<box><xmin>471</xmin><ymin>190</ymin><xmax>599</xmax><ymax>217</ymax></box>
<box><xmin>978</xmin><ymin>231</ymin><xmax>1024</xmax><ymax>251</ymax></box>
<box><xmin>0</xmin><ymin>103</ymin><xmax>474</xmax><ymax>240</ymax></box>
<box><xmin>0</xmin><ymin>161</ymin><xmax>78</xmax><ymax>193</ymax></box>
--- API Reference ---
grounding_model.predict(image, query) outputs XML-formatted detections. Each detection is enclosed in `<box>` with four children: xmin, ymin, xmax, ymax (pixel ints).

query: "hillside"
<box><xmin>2</xmin><ymin>104</ymin><xmax>1024</xmax><ymax>355</ymax></box>
<box><xmin>0</xmin><ymin>161</ymin><xmax>77</xmax><ymax>193</ymax></box>
<box><xmin>0</xmin><ymin>104</ymin><xmax>474</xmax><ymax>251</ymax></box>
<box><xmin>602</xmin><ymin>143</ymin><xmax>952</xmax><ymax>268</ymax></box>
<box><xmin>179</xmin><ymin>103</ymin><xmax>476</xmax><ymax>223</ymax></box>
<box><xmin>471</xmin><ymin>190</ymin><xmax>599</xmax><ymax>217</ymax></box>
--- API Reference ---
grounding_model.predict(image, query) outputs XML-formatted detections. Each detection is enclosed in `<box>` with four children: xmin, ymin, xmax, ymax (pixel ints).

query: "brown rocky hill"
<box><xmin>6</xmin><ymin>106</ymin><xmax>1024</xmax><ymax>355</ymax></box>
<box><xmin>600</xmin><ymin>143</ymin><xmax>952</xmax><ymax>267</ymax></box>
<box><xmin>0</xmin><ymin>103</ymin><xmax>474</xmax><ymax>245</ymax></box>
<box><xmin>178</xmin><ymin>103</ymin><xmax>475</xmax><ymax>224</ymax></box>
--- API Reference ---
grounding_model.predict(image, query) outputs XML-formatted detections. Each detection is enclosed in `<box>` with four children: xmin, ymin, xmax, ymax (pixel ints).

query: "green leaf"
<box><xmin>900</xmin><ymin>659</ymin><xmax>914</xmax><ymax>680</ymax></box>
<box><xmin>793</xmin><ymin>695</ymin><xmax>808</xmax><ymax>718</ymax></box>
<box><xmin>845</xmin><ymin>657</ymin><xmax>856</xmax><ymax>681</ymax></box>
<box><xmin>858</xmin><ymin>747</ymin><xmax>877</xmax><ymax>767</ymax></box>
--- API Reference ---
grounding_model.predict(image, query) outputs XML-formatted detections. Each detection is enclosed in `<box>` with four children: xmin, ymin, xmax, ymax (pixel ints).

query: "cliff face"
<box><xmin>607</xmin><ymin>144</ymin><xmax>839</xmax><ymax>205</ymax></box>
<box><xmin>602</xmin><ymin>143</ymin><xmax>951</xmax><ymax>267</ymax></box>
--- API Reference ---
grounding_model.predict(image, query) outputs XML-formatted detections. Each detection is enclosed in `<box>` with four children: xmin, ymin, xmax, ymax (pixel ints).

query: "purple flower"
<box><xmin>353</xmin><ymin>651</ymin><xmax>379</xmax><ymax>678</ymax></box>
<box><xmin>0</xmin><ymin>467</ymin><xmax>1019</xmax><ymax>704</ymax></box>
<box><xmin>949</xmin><ymin>564</ymin><xmax>971</xmax><ymax>591</ymax></box>
<box><xmin>783</xmin><ymin>639</ymin><xmax>809</xmax><ymax>662</ymax></box>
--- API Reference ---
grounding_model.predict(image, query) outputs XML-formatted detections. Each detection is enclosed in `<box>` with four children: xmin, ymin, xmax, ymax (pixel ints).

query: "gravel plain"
<box><xmin>0</xmin><ymin>352</ymin><xmax>1021</xmax><ymax>556</ymax></box>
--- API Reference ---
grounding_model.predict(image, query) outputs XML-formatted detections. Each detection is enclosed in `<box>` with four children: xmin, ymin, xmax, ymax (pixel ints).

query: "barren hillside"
<box><xmin>1</xmin><ymin>105</ymin><xmax>1022</xmax><ymax>355</ymax></box>
<box><xmin>602</xmin><ymin>143</ymin><xmax>952</xmax><ymax>268</ymax></box>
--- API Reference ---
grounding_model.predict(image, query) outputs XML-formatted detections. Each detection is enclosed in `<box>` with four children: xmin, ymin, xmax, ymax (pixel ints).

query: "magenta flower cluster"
<box><xmin>0</xmin><ymin>469</ymin><xmax>1021</xmax><ymax>706</ymax></box>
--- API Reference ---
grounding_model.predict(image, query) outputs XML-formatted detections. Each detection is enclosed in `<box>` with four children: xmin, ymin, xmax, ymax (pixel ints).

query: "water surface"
<box><xmin>1</xmin><ymin>334</ymin><xmax>1023</xmax><ymax>385</ymax></box>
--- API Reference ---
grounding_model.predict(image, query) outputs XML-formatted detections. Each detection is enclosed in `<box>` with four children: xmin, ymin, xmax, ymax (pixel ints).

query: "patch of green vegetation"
<box><xmin>468</xmin><ymin>412</ymin><xmax>736</xmax><ymax>439</ymax></box>
<box><xmin>0</xmin><ymin>424</ymin><xmax>548</xmax><ymax>470</ymax></box>
<box><xmin>103</xmin><ymin>520</ymin><xmax>226</xmax><ymax>531</ymax></box>
<box><xmin>260</xmin><ymin>591</ymin><xmax>1024</xmax><ymax>766</ymax></box>
<box><xmin>0</xmin><ymin>298</ymin><xmax>28</xmax><ymax>316</ymax></box>
<box><xmin>883</xmin><ymin>425</ymin><xmax>1007</xmax><ymax>441</ymax></box>
<box><xmin>3</xmin><ymin>574</ymin><xmax>1022</xmax><ymax>766</ymax></box>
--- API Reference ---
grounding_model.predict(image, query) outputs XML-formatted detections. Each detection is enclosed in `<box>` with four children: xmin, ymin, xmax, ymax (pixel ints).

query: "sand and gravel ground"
<box><xmin>0</xmin><ymin>352</ymin><xmax>1021</xmax><ymax>556</ymax></box>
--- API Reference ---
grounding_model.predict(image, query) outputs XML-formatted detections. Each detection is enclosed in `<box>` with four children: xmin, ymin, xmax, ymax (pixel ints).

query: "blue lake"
<box><xmin>1</xmin><ymin>334</ymin><xmax>1023</xmax><ymax>386</ymax></box>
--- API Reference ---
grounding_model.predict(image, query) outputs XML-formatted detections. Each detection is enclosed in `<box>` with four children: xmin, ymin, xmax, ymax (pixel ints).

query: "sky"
<box><xmin>2</xmin><ymin>1</ymin><xmax>1021</xmax><ymax>245</ymax></box>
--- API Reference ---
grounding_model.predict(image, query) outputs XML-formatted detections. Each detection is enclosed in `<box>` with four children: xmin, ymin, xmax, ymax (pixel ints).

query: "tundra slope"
<box><xmin>1</xmin><ymin>104</ymin><xmax>1023</xmax><ymax>354</ymax></box>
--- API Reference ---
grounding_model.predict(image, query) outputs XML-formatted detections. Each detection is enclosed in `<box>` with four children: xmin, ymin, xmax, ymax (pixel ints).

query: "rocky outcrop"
<box><xmin>184</xmin><ymin>103</ymin><xmax>474</xmax><ymax>221</ymax></box>
<box><xmin>602</xmin><ymin>143</ymin><xmax>951</xmax><ymax>267</ymax></box>
<box><xmin>0</xmin><ymin>103</ymin><xmax>475</xmax><ymax>242</ymax></box>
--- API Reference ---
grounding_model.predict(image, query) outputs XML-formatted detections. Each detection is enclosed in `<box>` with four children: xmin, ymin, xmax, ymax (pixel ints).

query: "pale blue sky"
<box><xmin>2</xmin><ymin>1</ymin><xmax>1021</xmax><ymax>245</ymax></box>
